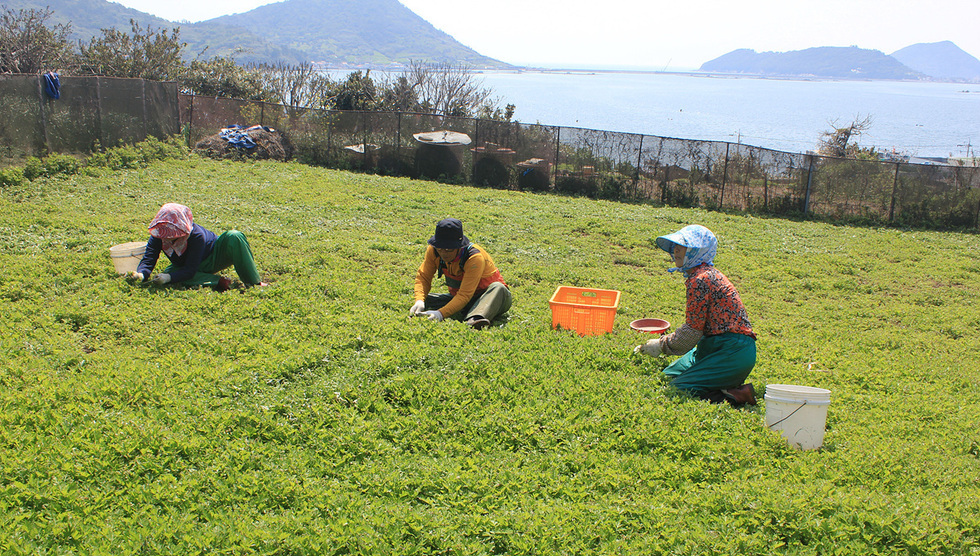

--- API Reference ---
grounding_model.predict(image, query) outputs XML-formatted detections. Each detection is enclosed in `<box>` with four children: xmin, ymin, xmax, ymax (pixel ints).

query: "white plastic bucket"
<box><xmin>764</xmin><ymin>384</ymin><xmax>831</xmax><ymax>450</ymax></box>
<box><xmin>109</xmin><ymin>241</ymin><xmax>146</xmax><ymax>274</ymax></box>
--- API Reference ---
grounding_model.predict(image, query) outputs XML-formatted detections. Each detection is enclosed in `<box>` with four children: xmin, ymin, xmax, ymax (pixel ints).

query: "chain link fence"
<box><xmin>184</xmin><ymin>95</ymin><xmax>979</xmax><ymax>229</ymax></box>
<box><xmin>2</xmin><ymin>72</ymin><xmax>976</xmax><ymax>230</ymax></box>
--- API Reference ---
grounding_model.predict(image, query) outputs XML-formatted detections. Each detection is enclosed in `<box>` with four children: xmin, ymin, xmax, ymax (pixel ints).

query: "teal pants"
<box><xmin>425</xmin><ymin>282</ymin><xmax>513</xmax><ymax>322</ymax></box>
<box><xmin>662</xmin><ymin>333</ymin><xmax>756</xmax><ymax>395</ymax></box>
<box><xmin>165</xmin><ymin>230</ymin><xmax>262</xmax><ymax>287</ymax></box>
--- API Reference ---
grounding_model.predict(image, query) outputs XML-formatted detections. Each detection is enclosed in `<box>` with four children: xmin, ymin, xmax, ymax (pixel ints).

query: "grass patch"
<box><xmin>1</xmin><ymin>157</ymin><xmax>979</xmax><ymax>554</ymax></box>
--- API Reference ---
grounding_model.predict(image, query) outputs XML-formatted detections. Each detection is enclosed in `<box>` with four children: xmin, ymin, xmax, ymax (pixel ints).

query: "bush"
<box><xmin>19</xmin><ymin>154</ymin><xmax>80</xmax><ymax>181</ymax></box>
<box><xmin>555</xmin><ymin>175</ymin><xmax>596</xmax><ymax>197</ymax></box>
<box><xmin>0</xmin><ymin>166</ymin><xmax>25</xmax><ymax>187</ymax></box>
<box><xmin>87</xmin><ymin>136</ymin><xmax>189</xmax><ymax>170</ymax></box>
<box><xmin>136</xmin><ymin>135</ymin><xmax>190</xmax><ymax>161</ymax></box>
<box><xmin>22</xmin><ymin>156</ymin><xmax>43</xmax><ymax>180</ymax></box>
<box><xmin>42</xmin><ymin>153</ymin><xmax>79</xmax><ymax>176</ymax></box>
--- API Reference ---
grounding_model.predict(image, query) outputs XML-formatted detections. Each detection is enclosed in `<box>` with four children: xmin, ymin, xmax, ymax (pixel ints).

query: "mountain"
<box><xmin>205</xmin><ymin>0</ymin><xmax>504</xmax><ymax>67</ymax></box>
<box><xmin>891</xmin><ymin>41</ymin><xmax>980</xmax><ymax>82</ymax></box>
<box><xmin>699</xmin><ymin>46</ymin><xmax>923</xmax><ymax>80</ymax></box>
<box><xmin>1</xmin><ymin>0</ymin><xmax>304</xmax><ymax>63</ymax></box>
<box><xmin>2</xmin><ymin>0</ymin><xmax>508</xmax><ymax>67</ymax></box>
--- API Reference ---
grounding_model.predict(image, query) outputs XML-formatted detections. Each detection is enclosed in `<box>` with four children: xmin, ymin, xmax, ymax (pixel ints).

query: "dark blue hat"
<box><xmin>428</xmin><ymin>218</ymin><xmax>469</xmax><ymax>249</ymax></box>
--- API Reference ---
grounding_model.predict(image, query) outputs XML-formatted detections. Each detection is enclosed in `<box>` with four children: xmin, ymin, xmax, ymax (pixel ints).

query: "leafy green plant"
<box><xmin>41</xmin><ymin>152</ymin><xmax>80</xmax><ymax>176</ymax></box>
<box><xmin>21</xmin><ymin>155</ymin><xmax>43</xmax><ymax>180</ymax></box>
<box><xmin>0</xmin><ymin>165</ymin><xmax>26</xmax><ymax>187</ymax></box>
<box><xmin>1</xmin><ymin>157</ymin><xmax>979</xmax><ymax>554</ymax></box>
<box><xmin>86</xmin><ymin>136</ymin><xmax>189</xmax><ymax>170</ymax></box>
<box><xmin>19</xmin><ymin>153</ymin><xmax>80</xmax><ymax>180</ymax></box>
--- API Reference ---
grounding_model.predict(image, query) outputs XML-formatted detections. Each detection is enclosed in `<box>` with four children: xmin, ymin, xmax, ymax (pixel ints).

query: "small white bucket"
<box><xmin>109</xmin><ymin>241</ymin><xmax>146</xmax><ymax>274</ymax></box>
<box><xmin>764</xmin><ymin>384</ymin><xmax>831</xmax><ymax>450</ymax></box>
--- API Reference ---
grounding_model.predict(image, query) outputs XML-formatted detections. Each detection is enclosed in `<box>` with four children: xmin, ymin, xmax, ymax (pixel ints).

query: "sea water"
<box><xmin>324</xmin><ymin>69</ymin><xmax>980</xmax><ymax>158</ymax></box>
<box><xmin>475</xmin><ymin>71</ymin><xmax>980</xmax><ymax>159</ymax></box>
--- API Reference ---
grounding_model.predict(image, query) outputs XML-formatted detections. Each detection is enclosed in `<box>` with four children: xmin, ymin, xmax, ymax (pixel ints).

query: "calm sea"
<box><xmin>473</xmin><ymin>71</ymin><xmax>980</xmax><ymax>159</ymax></box>
<box><xmin>325</xmin><ymin>69</ymin><xmax>980</xmax><ymax>159</ymax></box>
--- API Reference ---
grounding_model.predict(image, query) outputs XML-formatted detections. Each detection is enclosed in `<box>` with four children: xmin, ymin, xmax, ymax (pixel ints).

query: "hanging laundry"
<box><xmin>43</xmin><ymin>71</ymin><xmax>60</xmax><ymax>100</ymax></box>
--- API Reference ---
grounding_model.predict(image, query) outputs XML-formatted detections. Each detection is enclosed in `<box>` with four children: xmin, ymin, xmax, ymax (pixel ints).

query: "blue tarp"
<box><xmin>218</xmin><ymin>125</ymin><xmax>276</xmax><ymax>149</ymax></box>
<box><xmin>219</xmin><ymin>125</ymin><xmax>256</xmax><ymax>149</ymax></box>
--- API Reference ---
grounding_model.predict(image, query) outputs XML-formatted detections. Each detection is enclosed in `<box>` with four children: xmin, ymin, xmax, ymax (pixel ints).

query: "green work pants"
<box><xmin>662</xmin><ymin>333</ymin><xmax>756</xmax><ymax>395</ymax></box>
<box><xmin>425</xmin><ymin>282</ymin><xmax>512</xmax><ymax>322</ymax></box>
<box><xmin>165</xmin><ymin>230</ymin><xmax>261</xmax><ymax>287</ymax></box>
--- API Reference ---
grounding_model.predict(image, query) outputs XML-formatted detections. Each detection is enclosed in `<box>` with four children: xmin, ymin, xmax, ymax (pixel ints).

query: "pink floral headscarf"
<box><xmin>148</xmin><ymin>203</ymin><xmax>193</xmax><ymax>257</ymax></box>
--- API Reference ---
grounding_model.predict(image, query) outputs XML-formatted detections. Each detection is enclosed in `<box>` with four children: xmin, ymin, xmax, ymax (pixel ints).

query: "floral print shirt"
<box><xmin>685</xmin><ymin>263</ymin><xmax>755</xmax><ymax>339</ymax></box>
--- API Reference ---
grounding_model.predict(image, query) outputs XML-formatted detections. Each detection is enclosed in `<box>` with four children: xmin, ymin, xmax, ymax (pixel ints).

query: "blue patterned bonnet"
<box><xmin>655</xmin><ymin>225</ymin><xmax>718</xmax><ymax>274</ymax></box>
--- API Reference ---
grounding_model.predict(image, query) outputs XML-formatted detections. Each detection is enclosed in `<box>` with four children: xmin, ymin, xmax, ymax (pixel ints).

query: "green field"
<box><xmin>2</xmin><ymin>157</ymin><xmax>979</xmax><ymax>555</ymax></box>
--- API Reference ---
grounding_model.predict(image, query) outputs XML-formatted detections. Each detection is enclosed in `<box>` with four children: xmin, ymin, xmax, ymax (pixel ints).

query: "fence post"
<box><xmin>36</xmin><ymin>75</ymin><xmax>51</xmax><ymax>154</ymax></box>
<box><xmin>803</xmin><ymin>155</ymin><xmax>815</xmax><ymax>214</ymax></box>
<box><xmin>141</xmin><ymin>79</ymin><xmax>148</xmax><ymax>141</ymax></box>
<box><xmin>472</xmin><ymin>118</ymin><xmax>480</xmax><ymax>186</ymax></box>
<box><xmin>362</xmin><ymin>110</ymin><xmax>368</xmax><ymax>168</ymax></box>
<box><xmin>327</xmin><ymin>110</ymin><xmax>333</xmax><ymax>164</ymax></box>
<box><xmin>975</xmin><ymin>194</ymin><xmax>980</xmax><ymax>231</ymax></box>
<box><xmin>720</xmin><ymin>142</ymin><xmax>730</xmax><ymax>208</ymax></box>
<box><xmin>187</xmin><ymin>95</ymin><xmax>194</xmax><ymax>147</ymax></box>
<box><xmin>553</xmin><ymin>126</ymin><xmax>561</xmax><ymax>186</ymax></box>
<box><xmin>888</xmin><ymin>162</ymin><xmax>901</xmax><ymax>222</ymax></box>
<box><xmin>633</xmin><ymin>135</ymin><xmax>644</xmax><ymax>198</ymax></box>
<box><xmin>94</xmin><ymin>77</ymin><xmax>103</xmax><ymax>148</ymax></box>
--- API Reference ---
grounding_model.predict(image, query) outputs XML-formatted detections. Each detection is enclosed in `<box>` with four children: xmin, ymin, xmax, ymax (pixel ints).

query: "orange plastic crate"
<box><xmin>549</xmin><ymin>286</ymin><xmax>621</xmax><ymax>336</ymax></box>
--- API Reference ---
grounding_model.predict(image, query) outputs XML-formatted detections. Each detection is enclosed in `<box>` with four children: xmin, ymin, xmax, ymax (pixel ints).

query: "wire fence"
<box><xmin>1</xmin><ymin>73</ymin><xmax>977</xmax><ymax>230</ymax></box>
<box><xmin>183</xmin><ymin>94</ymin><xmax>980</xmax><ymax>229</ymax></box>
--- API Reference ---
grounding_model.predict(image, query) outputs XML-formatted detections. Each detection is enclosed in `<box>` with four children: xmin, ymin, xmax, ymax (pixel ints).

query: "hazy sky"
<box><xmin>113</xmin><ymin>0</ymin><xmax>980</xmax><ymax>69</ymax></box>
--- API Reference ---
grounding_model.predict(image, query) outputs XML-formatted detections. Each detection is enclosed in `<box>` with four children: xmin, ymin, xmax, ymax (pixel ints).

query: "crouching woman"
<box><xmin>635</xmin><ymin>224</ymin><xmax>757</xmax><ymax>405</ymax></box>
<box><xmin>131</xmin><ymin>203</ymin><xmax>266</xmax><ymax>290</ymax></box>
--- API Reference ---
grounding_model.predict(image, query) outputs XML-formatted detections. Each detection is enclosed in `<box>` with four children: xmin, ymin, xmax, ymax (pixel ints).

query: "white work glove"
<box><xmin>421</xmin><ymin>310</ymin><xmax>443</xmax><ymax>322</ymax></box>
<box><xmin>129</xmin><ymin>271</ymin><xmax>144</xmax><ymax>281</ymax></box>
<box><xmin>151</xmin><ymin>273</ymin><xmax>171</xmax><ymax>285</ymax></box>
<box><xmin>634</xmin><ymin>338</ymin><xmax>663</xmax><ymax>357</ymax></box>
<box><xmin>410</xmin><ymin>300</ymin><xmax>426</xmax><ymax>316</ymax></box>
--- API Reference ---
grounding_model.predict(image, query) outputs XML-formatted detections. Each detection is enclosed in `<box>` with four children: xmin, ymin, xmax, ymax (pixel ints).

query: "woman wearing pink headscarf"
<box><xmin>132</xmin><ymin>203</ymin><xmax>266</xmax><ymax>290</ymax></box>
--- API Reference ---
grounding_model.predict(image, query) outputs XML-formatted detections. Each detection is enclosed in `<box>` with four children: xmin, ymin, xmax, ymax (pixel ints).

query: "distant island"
<box><xmin>700</xmin><ymin>43</ymin><xmax>980</xmax><ymax>82</ymax></box>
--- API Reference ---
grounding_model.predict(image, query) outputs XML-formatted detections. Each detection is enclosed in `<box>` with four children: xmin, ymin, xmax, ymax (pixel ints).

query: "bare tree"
<box><xmin>0</xmin><ymin>7</ymin><xmax>73</xmax><ymax>74</ymax></box>
<box><xmin>818</xmin><ymin>115</ymin><xmax>874</xmax><ymax>158</ymax></box>
<box><xmin>404</xmin><ymin>61</ymin><xmax>496</xmax><ymax>117</ymax></box>
<box><xmin>254</xmin><ymin>61</ymin><xmax>330</xmax><ymax>113</ymax></box>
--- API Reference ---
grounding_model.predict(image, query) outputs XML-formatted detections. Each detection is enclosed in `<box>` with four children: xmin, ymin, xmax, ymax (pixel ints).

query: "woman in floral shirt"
<box><xmin>635</xmin><ymin>225</ymin><xmax>757</xmax><ymax>405</ymax></box>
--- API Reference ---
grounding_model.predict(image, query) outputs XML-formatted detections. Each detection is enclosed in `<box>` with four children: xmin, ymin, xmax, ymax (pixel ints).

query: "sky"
<box><xmin>112</xmin><ymin>0</ymin><xmax>980</xmax><ymax>70</ymax></box>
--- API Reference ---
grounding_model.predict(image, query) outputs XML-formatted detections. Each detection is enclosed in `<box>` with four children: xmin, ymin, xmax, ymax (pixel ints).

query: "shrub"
<box><xmin>21</xmin><ymin>156</ymin><xmax>43</xmax><ymax>180</ymax></box>
<box><xmin>86</xmin><ymin>135</ymin><xmax>189</xmax><ymax>170</ymax></box>
<box><xmin>0</xmin><ymin>166</ymin><xmax>25</xmax><ymax>187</ymax></box>
<box><xmin>555</xmin><ymin>175</ymin><xmax>596</xmax><ymax>197</ymax></box>
<box><xmin>136</xmin><ymin>135</ymin><xmax>190</xmax><ymax>162</ymax></box>
<box><xmin>42</xmin><ymin>153</ymin><xmax>79</xmax><ymax>176</ymax></box>
<box><xmin>105</xmin><ymin>144</ymin><xmax>145</xmax><ymax>170</ymax></box>
<box><xmin>21</xmin><ymin>153</ymin><xmax>81</xmax><ymax>180</ymax></box>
